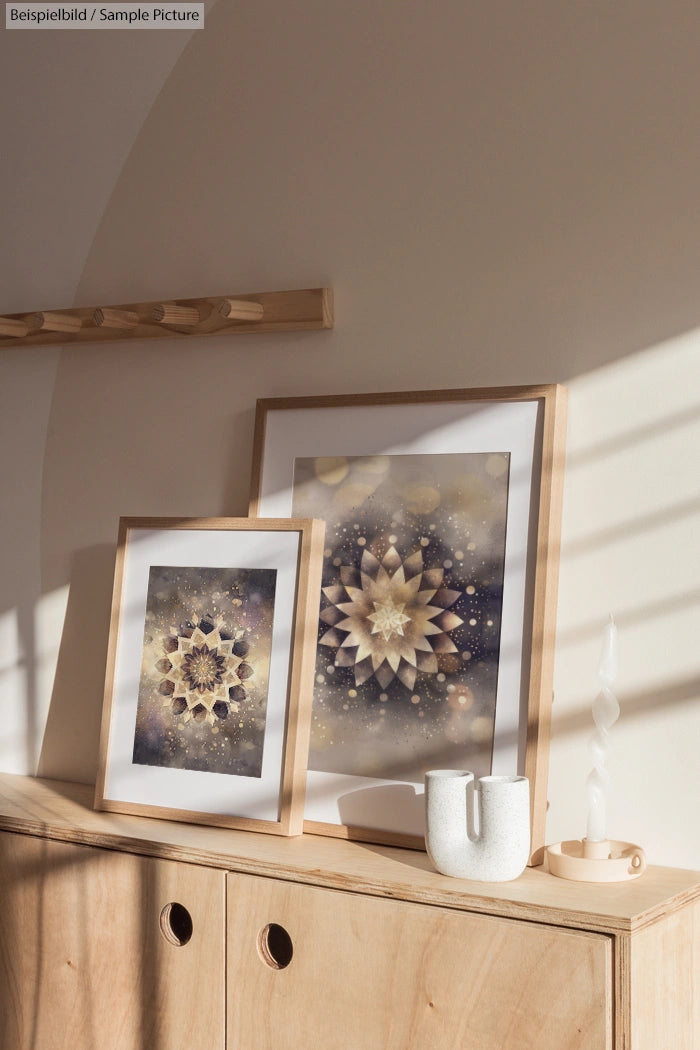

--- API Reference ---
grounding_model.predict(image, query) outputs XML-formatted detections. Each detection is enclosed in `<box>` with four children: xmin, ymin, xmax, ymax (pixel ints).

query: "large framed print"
<box><xmin>250</xmin><ymin>386</ymin><xmax>567</xmax><ymax>860</ymax></box>
<box><xmin>95</xmin><ymin>516</ymin><xmax>325</xmax><ymax>835</ymax></box>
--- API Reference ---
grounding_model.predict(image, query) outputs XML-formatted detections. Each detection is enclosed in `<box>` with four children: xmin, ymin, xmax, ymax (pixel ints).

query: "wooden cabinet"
<box><xmin>227</xmin><ymin>874</ymin><xmax>612</xmax><ymax>1049</ymax></box>
<box><xmin>0</xmin><ymin>831</ymin><xmax>225</xmax><ymax>1050</ymax></box>
<box><xmin>0</xmin><ymin>773</ymin><xmax>697</xmax><ymax>1050</ymax></box>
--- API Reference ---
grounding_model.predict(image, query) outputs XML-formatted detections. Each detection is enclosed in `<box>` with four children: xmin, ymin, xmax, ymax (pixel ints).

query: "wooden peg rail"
<box><xmin>0</xmin><ymin>287</ymin><xmax>333</xmax><ymax>349</ymax></box>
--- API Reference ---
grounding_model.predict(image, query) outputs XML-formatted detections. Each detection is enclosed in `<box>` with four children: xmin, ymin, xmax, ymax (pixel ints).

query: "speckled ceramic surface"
<box><xmin>425</xmin><ymin>769</ymin><xmax>530</xmax><ymax>882</ymax></box>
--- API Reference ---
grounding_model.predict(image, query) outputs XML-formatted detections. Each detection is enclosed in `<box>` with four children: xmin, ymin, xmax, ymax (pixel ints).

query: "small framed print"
<box><xmin>250</xmin><ymin>386</ymin><xmax>567</xmax><ymax>859</ymax></box>
<box><xmin>95</xmin><ymin>516</ymin><xmax>325</xmax><ymax>835</ymax></box>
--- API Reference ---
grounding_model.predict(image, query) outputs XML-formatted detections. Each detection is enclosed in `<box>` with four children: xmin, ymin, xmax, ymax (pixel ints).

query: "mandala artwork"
<box><xmin>291</xmin><ymin>452</ymin><xmax>509</xmax><ymax>783</ymax></box>
<box><xmin>156</xmin><ymin>616</ymin><xmax>254</xmax><ymax>726</ymax></box>
<box><xmin>319</xmin><ymin>546</ymin><xmax>463</xmax><ymax>692</ymax></box>
<box><xmin>132</xmin><ymin>565</ymin><xmax>276</xmax><ymax>777</ymax></box>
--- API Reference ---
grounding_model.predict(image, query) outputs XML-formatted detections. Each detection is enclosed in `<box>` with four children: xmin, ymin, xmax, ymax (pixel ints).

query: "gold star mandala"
<box><xmin>319</xmin><ymin>546</ymin><xmax>463</xmax><ymax>690</ymax></box>
<box><xmin>156</xmin><ymin>615</ymin><xmax>253</xmax><ymax>726</ymax></box>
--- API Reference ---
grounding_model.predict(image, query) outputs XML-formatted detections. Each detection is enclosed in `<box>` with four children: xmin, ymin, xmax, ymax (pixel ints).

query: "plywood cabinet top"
<box><xmin>0</xmin><ymin>772</ymin><xmax>697</xmax><ymax>935</ymax></box>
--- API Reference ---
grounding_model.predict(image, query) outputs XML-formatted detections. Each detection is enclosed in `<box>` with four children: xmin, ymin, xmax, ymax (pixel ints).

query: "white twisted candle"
<box><xmin>586</xmin><ymin>615</ymin><xmax>620</xmax><ymax>843</ymax></box>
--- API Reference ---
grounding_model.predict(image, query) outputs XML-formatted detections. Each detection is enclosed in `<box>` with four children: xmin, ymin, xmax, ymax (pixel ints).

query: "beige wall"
<box><xmin>2</xmin><ymin>1</ymin><xmax>699</xmax><ymax>868</ymax></box>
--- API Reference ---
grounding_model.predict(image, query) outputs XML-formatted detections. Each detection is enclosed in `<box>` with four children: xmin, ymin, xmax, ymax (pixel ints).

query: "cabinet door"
<box><xmin>0</xmin><ymin>831</ymin><xmax>225</xmax><ymax>1050</ymax></box>
<box><xmin>227</xmin><ymin>873</ymin><xmax>612</xmax><ymax>1050</ymax></box>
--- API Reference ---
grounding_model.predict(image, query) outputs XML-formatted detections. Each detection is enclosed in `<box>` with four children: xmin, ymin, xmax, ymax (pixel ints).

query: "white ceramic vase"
<box><xmin>425</xmin><ymin>769</ymin><xmax>530</xmax><ymax>882</ymax></box>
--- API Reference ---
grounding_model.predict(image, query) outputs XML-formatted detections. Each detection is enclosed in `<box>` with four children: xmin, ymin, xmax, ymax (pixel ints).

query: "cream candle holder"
<box><xmin>547</xmin><ymin>616</ymin><xmax>645</xmax><ymax>883</ymax></box>
<box><xmin>547</xmin><ymin>837</ymin><xmax>646</xmax><ymax>882</ymax></box>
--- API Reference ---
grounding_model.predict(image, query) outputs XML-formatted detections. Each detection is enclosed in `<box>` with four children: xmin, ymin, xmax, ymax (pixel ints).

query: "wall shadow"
<box><xmin>37</xmin><ymin>544</ymin><xmax>116</xmax><ymax>784</ymax></box>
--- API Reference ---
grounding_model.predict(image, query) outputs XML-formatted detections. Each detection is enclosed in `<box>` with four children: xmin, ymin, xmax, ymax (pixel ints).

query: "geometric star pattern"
<box><xmin>156</xmin><ymin>615</ymin><xmax>253</xmax><ymax>727</ymax></box>
<box><xmin>319</xmin><ymin>546</ymin><xmax>463</xmax><ymax>691</ymax></box>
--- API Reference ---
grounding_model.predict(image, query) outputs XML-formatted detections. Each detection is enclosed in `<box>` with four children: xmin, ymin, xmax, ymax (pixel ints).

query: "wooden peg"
<box><xmin>218</xmin><ymin>298</ymin><xmax>264</xmax><ymax>322</ymax></box>
<box><xmin>152</xmin><ymin>303</ymin><xmax>201</xmax><ymax>326</ymax></box>
<box><xmin>27</xmin><ymin>311</ymin><xmax>82</xmax><ymax>334</ymax></box>
<box><xmin>0</xmin><ymin>317</ymin><xmax>29</xmax><ymax>338</ymax></box>
<box><xmin>0</xmin><ymin>287</ymin><xmax>332</xmax><ymax>348</ymax></box>
<box><xmin>93</xmin><ymin>307</ymin><xmax>139</xmax><ymax>330</ymax></box>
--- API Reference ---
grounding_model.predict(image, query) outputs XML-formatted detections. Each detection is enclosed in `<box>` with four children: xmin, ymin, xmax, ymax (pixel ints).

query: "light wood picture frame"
<box><xmin>250</xmin><ymin>386</ymin><xmax>567</xmax><ymax>861</ymax></box>
<box><xmin>95</xmin><ymin>516</ymin><xmax>325</xmax><ymax>836</ymax></box>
